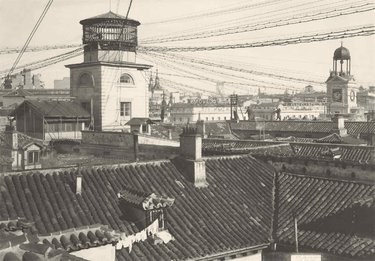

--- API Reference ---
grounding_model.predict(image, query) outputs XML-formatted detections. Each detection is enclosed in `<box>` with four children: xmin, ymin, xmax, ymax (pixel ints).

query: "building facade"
<box><xmin>169</xmin><ymin>100</ymin><xmax>234</xmax><ymax>123</ymax></box>
<box><xmin>66</xmin><ymin>12</ymin><xmax>151</xmax><ymax>131</ymax></box>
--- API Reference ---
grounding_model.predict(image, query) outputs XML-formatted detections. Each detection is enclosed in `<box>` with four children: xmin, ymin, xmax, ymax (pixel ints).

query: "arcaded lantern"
<box><xmin>79</xmin><ymin>11</ymin><xmax>141</xmax><ymax>63</ymax></box>
<box><xmin>332</xmin><ymin>43</ymin><xmax>351</xmax><ymax>76</ymax></box>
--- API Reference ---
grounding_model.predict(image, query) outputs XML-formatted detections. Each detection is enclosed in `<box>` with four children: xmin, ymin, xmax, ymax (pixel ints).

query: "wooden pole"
<box><xmin>294</xmin><ymin>215</ymin><xmax>299</xmax><ymax>253</ymax></box>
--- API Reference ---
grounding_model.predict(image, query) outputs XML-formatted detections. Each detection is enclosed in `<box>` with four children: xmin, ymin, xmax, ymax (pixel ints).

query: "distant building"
<box><xmin>1</xmin><ymin>68</ymin><xmax>44</xmax><ymax>89</ymax></box>
<box><xmin>357</xmin><ymin>86</ymin><xmax>375</xmax><ymax>112</ymax></box>
<box><xmin>293</xmin><ymin>85</ymin><xmax>327</xmax><ymax>103</ymax></box>
<box><xmin>169</xmin><ymin>99</ymin><xmax>235</xmax><ymax>123</ymax></box>
<box><xmin>53</xmin><ymin>76</ymin><xmax>70</xmax><ymax>89</ymax></box>
<box><xmin>251</xmin><ymin>102</ymin><xmax>326</xmax><ymax>120</ymax></box>
<box><xmin>10</xmin><ymin>100</ymin><xmax>90</xmax><ymax>141</ymax></box>
<box><xmin>0</xmin><ymin>124</ymin><xmax>44</xmax><ymax>171</ymax></box>
<box><xmin>66</xmin><ymin>11</ymin><xmax>151</xmax><ymax>132</ymax></box>
<box><xmin>1</xmin><ymin>88</ymin><xmax>71</xmax><ymax>108</ymax></box>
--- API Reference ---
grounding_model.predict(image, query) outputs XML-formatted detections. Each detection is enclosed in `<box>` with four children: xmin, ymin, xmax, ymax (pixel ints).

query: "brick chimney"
<box><xmin>332</xmin><ymin>114</ymin><xmax>347</xmax><ymax>137</ymax></box>
<box><xmin>172</xmin><ymin>126</ymin><xmax>207</xmax><ymax>187</ymax></box>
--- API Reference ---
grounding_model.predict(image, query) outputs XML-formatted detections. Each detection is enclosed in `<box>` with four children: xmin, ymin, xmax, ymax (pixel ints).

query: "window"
<box><xmin>120</xmin><ymin>102</ymin><xmax>131</xmax><ymax>117</ymax></box>
<box><xmin>28</xmin><ymin>151</ymin><xmax>39</xmax><ymax>164</ymax></box>
<box><xmin>142</xmin><ymin>124</ymin><xmax>147</xmax><ymax>133</ymax></box>
<box><xmin>119</xmin><ymin>73</ymin><xmax>134</xmax><ymax>84</ymax></box>
<box><xmin>79</xmin><ymin>73</ymin><xmax>94</xmax><ymax>86</ymax></box>
<box><xmin>81</xmin><ymin>102</ymin><xmax>91</xmax><ymax>113</ymax></box>
<box><xmin>205</xmin><ymin>117</ymin><xmax>209</xmax><ymax>121</ymax></box>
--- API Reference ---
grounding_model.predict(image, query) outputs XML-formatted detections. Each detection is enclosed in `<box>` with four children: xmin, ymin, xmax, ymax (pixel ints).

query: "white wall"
<box><xmin>70</xmin><ymin>244</ymin><xmax>116</xmax><ymax>261</ymax></box>
<box><xmin>100</xmin><ymin>66</ymin><xmax>149</xmax><ymax>131</ymax></box>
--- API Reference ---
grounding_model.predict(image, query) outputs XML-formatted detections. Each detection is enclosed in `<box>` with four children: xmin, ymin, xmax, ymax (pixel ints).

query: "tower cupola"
<box><xmin>80</xmin><ymin>11</ymin><xmax>140</xmax><ymax>63</ymax></box>
<box><xmin>332</xmin><ymin>43</ymin><xmax>351</xmax><ymax>77</ymax></box>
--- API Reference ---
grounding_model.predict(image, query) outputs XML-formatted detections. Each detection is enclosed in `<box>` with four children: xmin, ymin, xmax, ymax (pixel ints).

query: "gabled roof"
<box><xmin>125</xmin><ymin>117</ymin><xmax>154</xmax><ymax>126</ymax></box>
<box><xmin>0</xmin><ymin>131</ymin><xmax>44</xmax><ymax>149</ymax></box>
<box><xmin>12</xmin><ymin>100</ymin><xmax>90</xmax><ymax>118</ymax></box>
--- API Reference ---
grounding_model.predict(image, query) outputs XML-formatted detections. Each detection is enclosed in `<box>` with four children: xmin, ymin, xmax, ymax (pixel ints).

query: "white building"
<box><xmin>66</xmin><ymin>11</ymin><xmax>151</xmax><ymax>131</ymax></box>
<box><xmin>250</xmin><ymin>102</ymin><xmax>326</xmax><ymax>120</ymax></box>
<box><xmin>169</xmin><ymin>100</ymin><xmax>237</xmax><ymax>123</ymax></box>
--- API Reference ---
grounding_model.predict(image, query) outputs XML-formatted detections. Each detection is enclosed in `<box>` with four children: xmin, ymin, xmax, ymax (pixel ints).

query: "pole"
<box><xmin>294</xmin><ymin>214</ymin><xmax>299</xmax><ymax>253</ymax></box>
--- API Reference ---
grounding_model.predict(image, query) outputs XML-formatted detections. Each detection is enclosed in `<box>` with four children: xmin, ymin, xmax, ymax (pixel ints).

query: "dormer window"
<box><xmin>118</xmin><ymin>188</ymin><xmax>174</xmax><ymax>230</ymax></box>
<box><xmin>79</xmin><ymin>73</ymin><xmax>94</xmax><ymax>87</ymax></box>
<box><xmin>119</xmin><ymin>73</ymin><xmax>134</xmax><ymax>85</ymax></box>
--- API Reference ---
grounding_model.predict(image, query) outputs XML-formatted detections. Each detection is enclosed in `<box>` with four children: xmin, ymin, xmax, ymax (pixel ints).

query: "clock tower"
<box><xmin>66</xmin><ymin>11</ymin><xmax>151</xmax><ymax>131</ymax></box>
<box><xmin>326</xmin><ymin>43</ymin><xmax>358</xmax><ymax>114</ymax></box>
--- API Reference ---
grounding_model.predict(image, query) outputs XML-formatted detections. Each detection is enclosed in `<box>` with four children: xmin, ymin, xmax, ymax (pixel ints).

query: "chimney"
<box><xmin>332</xmin><ymin>114</ymin><xmax>347</xmax><ymax>137</ymax></box>
<box><xmin>168</xmin><ymin>129</ymin><xmax>172</xmax><ymax>140</ymax></box>
<box><xmin>5</xmin><ymin>124</ymin><xmax>18</xmax><ymax>150</ymax></box>
<box><xmin>133</xmin><ymin>130</ymin><xmax>139</xmax><ymax>162</ymax></box>
<box><xmin>172</xmin><ymin>126</ymin><xmax>207</xmax><ymax>187</ymax></box>
<box><xmin>76</xmin><ymin>165</ymin><xmax>82</xmax><ymax>194</ymax></box>
<box><xmin>196</xmin><ymin>120</ymin><xmax>206</xmax><ymax>138</ymax></box>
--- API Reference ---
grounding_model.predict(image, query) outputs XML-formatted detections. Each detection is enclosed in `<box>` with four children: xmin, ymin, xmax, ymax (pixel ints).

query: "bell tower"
<box><xmin>66</xmin><ymin>11</ymin><xmax>151</xmax><ymax>131</ymax></box>
<box><xmin>326</xmin><ymin>43</ymin><xmax>358</xmax><ymax>114</ymax></box>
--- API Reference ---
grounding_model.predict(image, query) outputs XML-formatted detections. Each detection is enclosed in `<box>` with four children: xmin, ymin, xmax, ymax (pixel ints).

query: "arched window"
<box><xmin>119</xmin><ymin>73</ymin><xmax>134</xmax><ymax>84</ymax></box>
<box><xmin>79</xmin><ymin>73</ymin><xmax>94</xmax><ymax>86</ymax></box>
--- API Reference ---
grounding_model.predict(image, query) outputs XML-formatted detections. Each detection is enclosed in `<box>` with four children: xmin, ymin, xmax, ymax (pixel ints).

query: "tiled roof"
<box><xmin>316</xmin><ymin>133</ymin><xmax>342</xmax><ymax>143</ymax></box>
<box><xmin>126</xmin><ymin>118</ymin><xmax>153</xmax><ymax>126</ymax></box>
<box><xmin>230</xmin><ymin>120</ymin><xmax>375</xmax><ymax>136</ymax></box>
<box><xmin>0</xmin><ymin>157</ymin><xmax>274</xmax><ymax>260</ymax></box>
<box><xmin>291</xmin><ymin>143</ymin><xmax>374</xmax><ymax>163</ymax></box>
<box><xmin>0</xmin><ymin>131</ymin><xmax>44</xmax><ymax>149</ymax></box>
<box><xmin>281</xmin><ymin>230</ymin><xmax>375</xmax><ymax>258</ymax></box>
<box><xmin>119</xmin><ymin>189</ymin><xmax>174</xmax><ymax>210</ymax></box>
<box><xmin>40</xmin><ymin>225</ymin><xmax>118</xmax><ymax>252</ymax></box>
<box><xmin>202</xmin><ymin>139</ymin><xmax>290</xmax><ymax>155</ymax></box>
<box><xmin>276</xmin><ymin>172</ymin><xmax>375</xmax><ymax>258</ymax></box>
<box><xmin>11</xmin><ymin>100</ymin><xmax>90</xmax><ymax>118</ymax></box>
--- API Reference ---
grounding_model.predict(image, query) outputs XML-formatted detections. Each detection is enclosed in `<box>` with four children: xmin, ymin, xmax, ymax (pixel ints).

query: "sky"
<box><xmin>0</xmin><ymin>0</ymin><xmax>374</xmax><ymax>94</ymax></box>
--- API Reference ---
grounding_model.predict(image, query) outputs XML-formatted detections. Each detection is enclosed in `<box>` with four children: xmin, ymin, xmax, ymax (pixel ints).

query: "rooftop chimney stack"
<box><xmin>172</xmin><ymin>126</ymin><xmax>207</xmax><ymax>188</ymax></box>
<box><xmin>5</xmin><ymin>119</ymin><xmax>18</xmax><ymax>150</ymax></box>
<box><xmin>76</xmin><ymin>165</ymin><xmax>83</xmax><ymax>194</ymax></box>
<box><xmin>333</xmin><ymin>115</ymin><xmax>347</xmax><ymax>137</ymax></box>
<box><xmin>196</xmin><ymin>120</ymin><xmax>206</xmax><ymax>138</ymax></box>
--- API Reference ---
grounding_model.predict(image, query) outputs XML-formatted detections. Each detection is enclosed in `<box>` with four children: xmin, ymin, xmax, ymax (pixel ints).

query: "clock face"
<box><xmin>332</xmin><ymin>89</ymin><xmax>342</xmax><ymax>102</ymax></box>
<box><xmin>350</xmin><ymin>90</ymin><xmax>355</xmax><ymax>101</ymax></box>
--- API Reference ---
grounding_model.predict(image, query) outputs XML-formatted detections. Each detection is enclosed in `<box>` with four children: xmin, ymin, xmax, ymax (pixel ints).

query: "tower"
<box><xmin>66</xmin><ymin>11</ymin><xmax>152</xmax><ymax>131</ymax></box>
<box><xmin>326</xmin><ymin>43</ymin><xmax>358</xmax><ymax>114</ymax></box>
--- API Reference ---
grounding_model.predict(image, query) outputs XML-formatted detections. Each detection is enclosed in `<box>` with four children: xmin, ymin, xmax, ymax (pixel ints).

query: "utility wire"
<box><xmin>6</xmin><ymin>0</ymin><xmax>54</xmax><ymax>78</ymax></box>
<box><xmin>147</xmin><ymin>52</ymin><xmax>324</xmax><ymax>85</ymax></box>
<box><xmin>139</xmin><ymin>25</ymin><xmax>375</xmax><ymax>52</ymax></box>
<box><xmin>141</xmin><ymin>0</ymin><xmax>359</xmax><ymax>41</ymax></box>
<box><xmin>141</xmin><ymin>3</ymin><xmax>374</xmax><ymax>44</ymax></box>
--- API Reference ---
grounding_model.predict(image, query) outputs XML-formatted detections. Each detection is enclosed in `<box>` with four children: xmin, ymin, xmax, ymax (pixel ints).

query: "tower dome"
<box><xmin>333</xmin><ymin>46</ymin><xmax>350</xmax><ymax>60</ymax></box>
<box><xmin>80</xmin><ymin>11</ymin><xmax>140</xmax><ymax>53</ymax></box>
